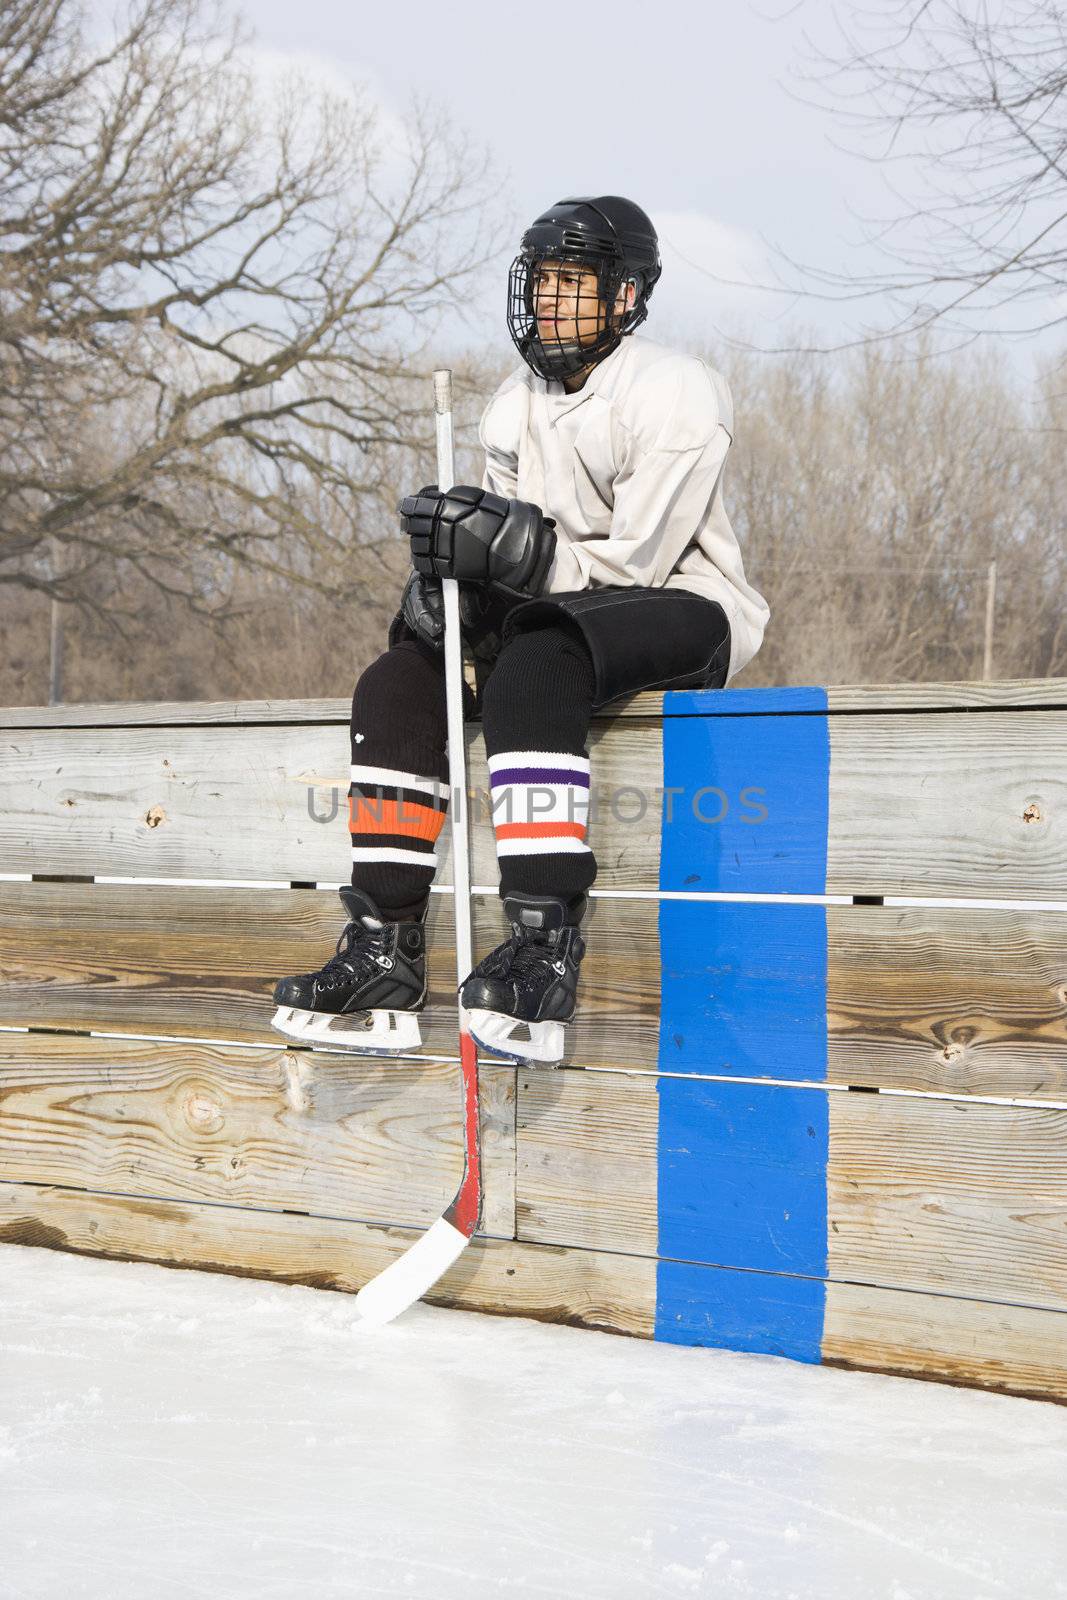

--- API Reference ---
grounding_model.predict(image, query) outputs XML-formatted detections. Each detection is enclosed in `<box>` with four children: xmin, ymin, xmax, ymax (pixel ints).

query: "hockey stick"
<box><xmin>354</xmin><ymin>369</ymin><xmax>482</xmax><ymax>1327</ymax></box>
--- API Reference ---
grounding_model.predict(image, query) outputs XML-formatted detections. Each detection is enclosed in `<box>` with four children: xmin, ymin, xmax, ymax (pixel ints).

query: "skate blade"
<box><xmin>466</xmin><ymin>1008</ymin><xmax>564</xmax><ymax>1066</ymax></box>
<box><xmin>271</xmin><ymin>1005</ymin><xmax>422</xmax><ymax>1056</ymax></box>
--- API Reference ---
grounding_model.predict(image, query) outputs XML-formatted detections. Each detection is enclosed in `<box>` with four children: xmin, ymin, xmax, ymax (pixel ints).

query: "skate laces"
<box><xmin>493</xmin><ymin>927</ymin><xmax>559</xmax><ymax>982</ymax></box>
<box><xmin>319</xmin><ymin>918</ymin><xmax>388</xmax><ymax>981</ymax></box>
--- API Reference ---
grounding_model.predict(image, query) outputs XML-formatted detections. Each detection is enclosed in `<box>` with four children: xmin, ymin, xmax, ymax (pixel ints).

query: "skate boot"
<box><xmin>271</xmin><ymin>887</ymin><xmax>427</xmax><ymax>1054</ymax></box>
<box><xmin>460</xmin><ymin>891</ymin><xmax>587</xmax><ymax>1066</ymax></box>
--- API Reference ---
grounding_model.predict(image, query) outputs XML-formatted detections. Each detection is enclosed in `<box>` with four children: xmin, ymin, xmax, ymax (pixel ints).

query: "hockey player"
<box><xmin>271</xmin><ymin>194</ymin><xmax>769</xmax><ymax>1064</ymax></box>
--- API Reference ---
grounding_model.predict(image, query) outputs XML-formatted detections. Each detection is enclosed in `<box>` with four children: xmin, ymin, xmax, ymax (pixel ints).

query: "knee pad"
<box><xmin>483</xmin><ymin>624</ymin><xmax>594</xmax><ymax>698</ymax></box>
<box><xmin>351</xmin><ymin>640</ymin><xmax>449</xmax><ymax>768</ymax></box>
<box><xmin>481</xmin><ymin>624</ymin><xmax>595</xmax><ymax>748</ymax></box>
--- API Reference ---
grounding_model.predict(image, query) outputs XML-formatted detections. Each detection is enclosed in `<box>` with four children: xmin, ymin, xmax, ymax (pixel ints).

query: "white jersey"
<box><xmin>477</xmin><ymin>332</ymin><xmax>769</xmax><ymax>684</ymax></box>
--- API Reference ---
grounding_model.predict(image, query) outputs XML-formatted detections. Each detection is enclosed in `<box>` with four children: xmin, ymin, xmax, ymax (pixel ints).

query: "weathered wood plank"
<box><xmin>821</xmin><ymin>1281</ymin><xmax>1067</xmax><ymax>1403</ymax></box>
<box><xmin>0</xmin><ymin>880</ymin><xmax>474</xmax><ymax>1047</ymax></box>
<box><xmin>827</xmin><ymin>905</ymin><xmax>1067</xmax><ymax>1097</ymax></box>
<box><xmin>1</xmin><ymin>720</ymin><xmax>361</xmax><ymax>882</ymax></box>
<box><xmin>0</xmin><ymin>1182</ymin><xmax>656</xmax><ymax>1337</ymax></box>
<box><xmin>6</xmin><ymin>709</ymin><xmax>1067</xmax><ymax>896</ymax></box>
<box><xmin>649</xmin><ymin>706</ymin><xmax>1067</xmax><ymax>898</ymax></box>
<box><xmin>515</xmin><ymin>1071</ymin><xmax>1067</xmax><ymax>1310</ymax></box>
<box><xmin>18</xmin><ymin>1009</ymin><xmax>1063</xmax><ymax>1317</ymax></box>
<box><xmin>0</xmin><ymin>697</ymin><xmax>365</xmax><ymax>729</ymax></box>
<box><xmin>0</xmin><ymin>1034</ymin><xmax>515</xmax><ymax>1238</ymax></box>
<box><xmin>517</xmin><ymin>1069</ymin><xmax>659</xmax><ymax>1256</ymax></box>
<box><xmin>826</xmin><ymin>711</ymin><xmax>1067</xmax><ymax>897</ymax></box>
<box><xmin>4</xmin><ymin>885</ymin><xmax>1067</xmax><ymax>1095</ymax></box>
<box><xmin>0</xmin><ymin>882</ymin><xmax>663</xmax><ymax>1073</ymax></box>
<box><xmin>826</xmin><ymin>1093</ymin><xmax>1067</xmax><ymax>1309</ymax></box>
<box><xmin>826</xmin><ymin>678</ymin><xmax>1067</xmax><ymax>713</ymax></box>
<box><xmin>3</xmin><ymin>1182</ymin><xmax>1064</xmax><ymax>1400</ymax></box>
<box><xmin>655</xmin><ymin>900</ymin><xmax>1067</xmax><ymax>1094</ymax></box>
<box><xmin>3</xmin><ymin>676</ymin><xmax>1067</xmax><ymax>728</ymax></box>
<box><xmin>0</xmin><ymin>720</ymin><xmax>666</xmax><ymax>886</ymax></box>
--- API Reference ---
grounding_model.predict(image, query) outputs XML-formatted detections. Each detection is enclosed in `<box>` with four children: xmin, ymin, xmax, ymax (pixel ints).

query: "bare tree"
<box><xmin>756</xmin><ymin>0</ymin><xmax>1067</xmax><ymax>352</ymax></box>
<box><xmin>4</xmin><ymin>334</ymin><xmax>1065</xmax><ymax>701</ymax></box>
<box><xmin>716</xmin><ymin>332</ymin><xmax>1067</xmax><ymax>683</ymax></box>
<box><xmin>0</xmin><ymin>0</ymin><xmax>505</xmax><ymax>627</ymax></box>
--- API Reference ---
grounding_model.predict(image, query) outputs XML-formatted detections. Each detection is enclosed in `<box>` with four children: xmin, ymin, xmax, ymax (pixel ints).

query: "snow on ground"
<box><xmin>1</xmin><ymin>1243</ymin><xmax>1065</xmax><ymax>1599</ymax></box>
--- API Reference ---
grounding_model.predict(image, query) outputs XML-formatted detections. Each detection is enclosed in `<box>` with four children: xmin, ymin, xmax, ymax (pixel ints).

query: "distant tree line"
<box><xmin>3</xmin><ymin>334</ymin><xmax>1064</xmax><ymax>702</ymax></box>
<box><xmin>719</xmin><ymin>337</ymin><xmax>1066</xmax><ymax>686</ymax></box>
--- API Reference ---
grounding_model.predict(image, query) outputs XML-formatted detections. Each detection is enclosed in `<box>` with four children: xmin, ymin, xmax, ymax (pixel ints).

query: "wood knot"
<box><xmin>1022</xmin><ymin>802</ymin><xmax>1042</xmax><ymax>824</ymax></box>
<box><xmin>184</xmin><ymin>1091</ymin><xmax>224</xmax><ymax>1133</ymax></box>
<box><xmin>283</xmin><ymin>1053</ymin><xmax>313</xmax><ymax>1114</ymax></box>
<box><xmin>145</xmin><ymin>804</ymin><xmax>166</xmax><ymax>828</ymax></box>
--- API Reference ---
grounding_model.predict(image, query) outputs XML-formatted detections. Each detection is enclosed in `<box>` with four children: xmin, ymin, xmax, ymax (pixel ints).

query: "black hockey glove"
<box><xmin>396</xmin><ymin>570</ymin><xmax>493</xmax><ymax>652</ymax></box>
<box><xmin>398</xmin><ymin>483</ymin><xmax>557</xmax><ymax>600</ymax></box>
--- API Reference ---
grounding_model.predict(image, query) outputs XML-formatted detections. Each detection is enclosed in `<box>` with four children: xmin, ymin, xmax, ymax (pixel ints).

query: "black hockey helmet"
<box><xmin>506</xmin><ymin>195</ymin><xmax>662</xmax><ymax>382</ymax></box>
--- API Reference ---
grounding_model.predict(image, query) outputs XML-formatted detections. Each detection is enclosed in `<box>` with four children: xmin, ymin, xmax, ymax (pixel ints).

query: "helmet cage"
<box><xmin>506</xmin><ymin>244</ymin><xmax>650</xmax><ymax>382</ymax></box>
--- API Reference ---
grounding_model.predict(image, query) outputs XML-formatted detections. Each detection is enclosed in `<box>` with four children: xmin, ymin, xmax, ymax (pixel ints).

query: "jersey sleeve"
<box><xmin>547</xmin><ymin>362</ymin><xmax>733</xmax><ymax>590</ymax></box>
<box><xmin>478</xmin><ymin>394</ymin><xmax>520</xmax><ymax>498</ymax></box>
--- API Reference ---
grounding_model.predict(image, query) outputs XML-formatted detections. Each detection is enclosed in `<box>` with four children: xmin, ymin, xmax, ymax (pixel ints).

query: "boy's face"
<box><xmin>532</xmin><ymin>259</ymin><xmax>634</xmax><ymax>351</ymax></box>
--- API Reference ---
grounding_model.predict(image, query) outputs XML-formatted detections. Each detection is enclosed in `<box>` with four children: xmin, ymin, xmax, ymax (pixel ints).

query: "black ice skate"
<box><xmin>460</xmin><ymin>891</ymin><xmax>587</xmax><ymax>1066</ymax></box>
<box><xmin>271</xmin><ymin>887</ymin><xmax>427</xmax><ymax>1054</ymax></box>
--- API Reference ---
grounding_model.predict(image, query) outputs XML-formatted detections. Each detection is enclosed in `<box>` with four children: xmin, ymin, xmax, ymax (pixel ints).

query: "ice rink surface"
<box><xmin>1</xmin><ymin>1242</ymin><xmax>1065</xmax><ymax>1599</ymax></box>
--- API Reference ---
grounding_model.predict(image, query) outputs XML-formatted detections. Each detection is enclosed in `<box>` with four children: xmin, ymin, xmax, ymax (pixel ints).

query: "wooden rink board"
<box><xmin>514</xmin><ymin>1069</ymin><xmax>1067</xmax><ymax>1309</ymax></box>
<box><xmin>0</xmin><ymin>1035</ymin><xmax>516</xmax><ymax>1238</ymax></box>
<box><xmin>2</xmin><ymin>675</ymin><xmax>1065</xmax><ymax>728</ymax></box>
<box><xmin>3</xmin><ymin>676</ymin><xmax>1067</xmax><ymax>1399</ymax></box>
<box><xmin>2</xmin><ymin>702</ymin><xmax>1067</xmax><ymax>898</ymax></box>
<box><xmin>3</xmin><ymin>881</ymin><xmax>1066</xmax><ymax>1096</ymax></box>
<box><xmin>3</xmin><ymin>1029</ymin><xmax>1067</xmax><ymax>1397</ymax></box>
<box><xmin>3</xmin><ymin>1181</ymin><xmax>1066</xmax><ymax>1404</ymax></box>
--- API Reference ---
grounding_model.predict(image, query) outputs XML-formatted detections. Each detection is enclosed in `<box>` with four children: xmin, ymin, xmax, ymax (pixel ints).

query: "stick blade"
<box><xmin>353</xmin><ymin>1217</ymin><xmax>470</xmax><ymax>1328</ymax></box>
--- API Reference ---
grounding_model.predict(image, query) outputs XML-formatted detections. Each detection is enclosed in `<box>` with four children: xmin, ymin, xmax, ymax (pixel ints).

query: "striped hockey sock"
<box><xmin>347</xmin><ymin>637</ymin><xmax>459</xmax><ymax>922</ymax></box>
<box><xmin>478</xmin><ymin>623</ymin><xmax>598</xmax><ymax>919</ymax></box>
<box><xmin>349</xmin><ymin>762</ymin><xmax>448</xmax><ymax>919</ymax></box>
<box><xmin>488</xmin><ymin>747</ymin><xmax>593</xmax><ymax>914</ymax></box>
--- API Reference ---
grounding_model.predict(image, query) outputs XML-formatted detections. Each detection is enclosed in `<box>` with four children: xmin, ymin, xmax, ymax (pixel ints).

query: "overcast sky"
<box><xmin>236</xmin><ymin>0</ymin><xmax>895</xmax><ymax>357</ymax></box>
<box><xmin>86</xmin><ymin>0</ymin><xmax>1050</xmax><ymax>378</ymax></box>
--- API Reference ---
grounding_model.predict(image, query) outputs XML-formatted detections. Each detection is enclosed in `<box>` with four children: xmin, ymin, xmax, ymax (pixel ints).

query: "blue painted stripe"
<box><xmin>656</xmin><ymin>1079</ymin><xmax>830</xmax><ymax>1273</ymax></box>
<box><xmin>658</xmin><ymin>902</ymin><xmax>828</xmax><ymax>1082</ymax></box>
<box><xmin>662</xmin><ymin>685</ymin><xmax>830</xmax><ymax>716</ymax></box>
<box><xmin>656</xmin><ymin>1260</ymin><xmax>826</xmax><ymax>1362</ymax></box>
<box><xmin>654</xmin><ymin>686</ymin><xmax>831</xmax><ymax>1362</ymax></box>
<box><xmin>658</xmin><ymin>687</ymin><xmax>829</xmax><ymax>896</ymax></box>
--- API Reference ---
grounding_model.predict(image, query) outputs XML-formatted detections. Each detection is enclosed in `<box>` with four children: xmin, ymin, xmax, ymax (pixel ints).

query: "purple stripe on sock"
<box><xmin>489</xmin><ymin>766</ymin><xmax>591</xmax><ymax>789</ymax></box>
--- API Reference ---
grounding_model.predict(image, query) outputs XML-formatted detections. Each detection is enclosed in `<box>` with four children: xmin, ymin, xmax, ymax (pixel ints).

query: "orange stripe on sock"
<box><xmin>348</xmin><ymin>797</ymin><xmax>446</xmax><ymax>842</ymax></box>
<box><xmin>494</xmin><ymin>821</ymin><xmax>588</xmax><ymax>841</ymax></box>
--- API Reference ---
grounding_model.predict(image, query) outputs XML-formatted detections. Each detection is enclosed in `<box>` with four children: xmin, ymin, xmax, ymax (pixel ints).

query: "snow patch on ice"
<box><xmin>1</xmin><ymin>1242</ymin><xmax>1064</xmax><ymax>1600</ymax></box>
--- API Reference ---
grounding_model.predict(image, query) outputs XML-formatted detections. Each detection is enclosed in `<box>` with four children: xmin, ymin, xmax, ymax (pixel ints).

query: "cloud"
<box><xmin>240</xmin><ymin>43</ymin><xmax>413</xmax><ymax>169</ymax></box>
<box><xmin>649</xmin><ymin>210</ymin><xmax>779</xmax><ymax>338</ymax></box>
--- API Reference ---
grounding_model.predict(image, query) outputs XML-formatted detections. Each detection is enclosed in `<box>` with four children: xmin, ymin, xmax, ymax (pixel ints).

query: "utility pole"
<box><xmin>48</xmin><ymin>540</ymin><xmax>64</xmax><ymax>704</ymax></box>
<box><xmin>982</xmin><ymin>558</ymin><xmax>997</xmax><ymax>682</ymax></box>
<box><xmin>49</xmin><ymin>597</ymin><xmax>64</xmax><ymax>704</ymax></box>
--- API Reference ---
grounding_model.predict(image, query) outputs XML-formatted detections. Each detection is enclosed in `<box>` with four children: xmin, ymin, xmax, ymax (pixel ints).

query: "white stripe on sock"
<box><xmin>488</xmin><ymin>782</ymin><xmax>590</xmax><ymax>826</ymax></box>
<box><xmin>350</xmin><ymin>764</ymin><xmax>446</xmax><ymax>797</ymax></box>
<box><xmin>486</xmin><ymin>750</ymin><xmax>590</xmax><ymax>773</ymax></box>
<box><xmin>495</xmin><ymin>837</ymin><xmax>593</xmax><ymax>857</ymax></box>
<box><xmin>350</xmin><ymin>846</ymin><xmax>439</xmax><ymax>866</ymax></box>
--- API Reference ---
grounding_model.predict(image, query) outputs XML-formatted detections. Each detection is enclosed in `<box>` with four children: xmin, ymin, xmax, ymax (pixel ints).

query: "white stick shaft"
<box><xmin>434</xmin><ymin>370</ymin><xmax>473</xmax><ymax>983</ymax></box>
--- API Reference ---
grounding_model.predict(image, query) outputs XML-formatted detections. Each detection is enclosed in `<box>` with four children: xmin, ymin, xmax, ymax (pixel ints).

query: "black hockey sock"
<box><xmin>349</xmin><ymin>639</ymin><xmax>451</xmax><ymax>921</ymax></box>
<box><xmin>479</xmin><ymin>623</ymin><xmax>596</xmax><ymax>923</ymax></box>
